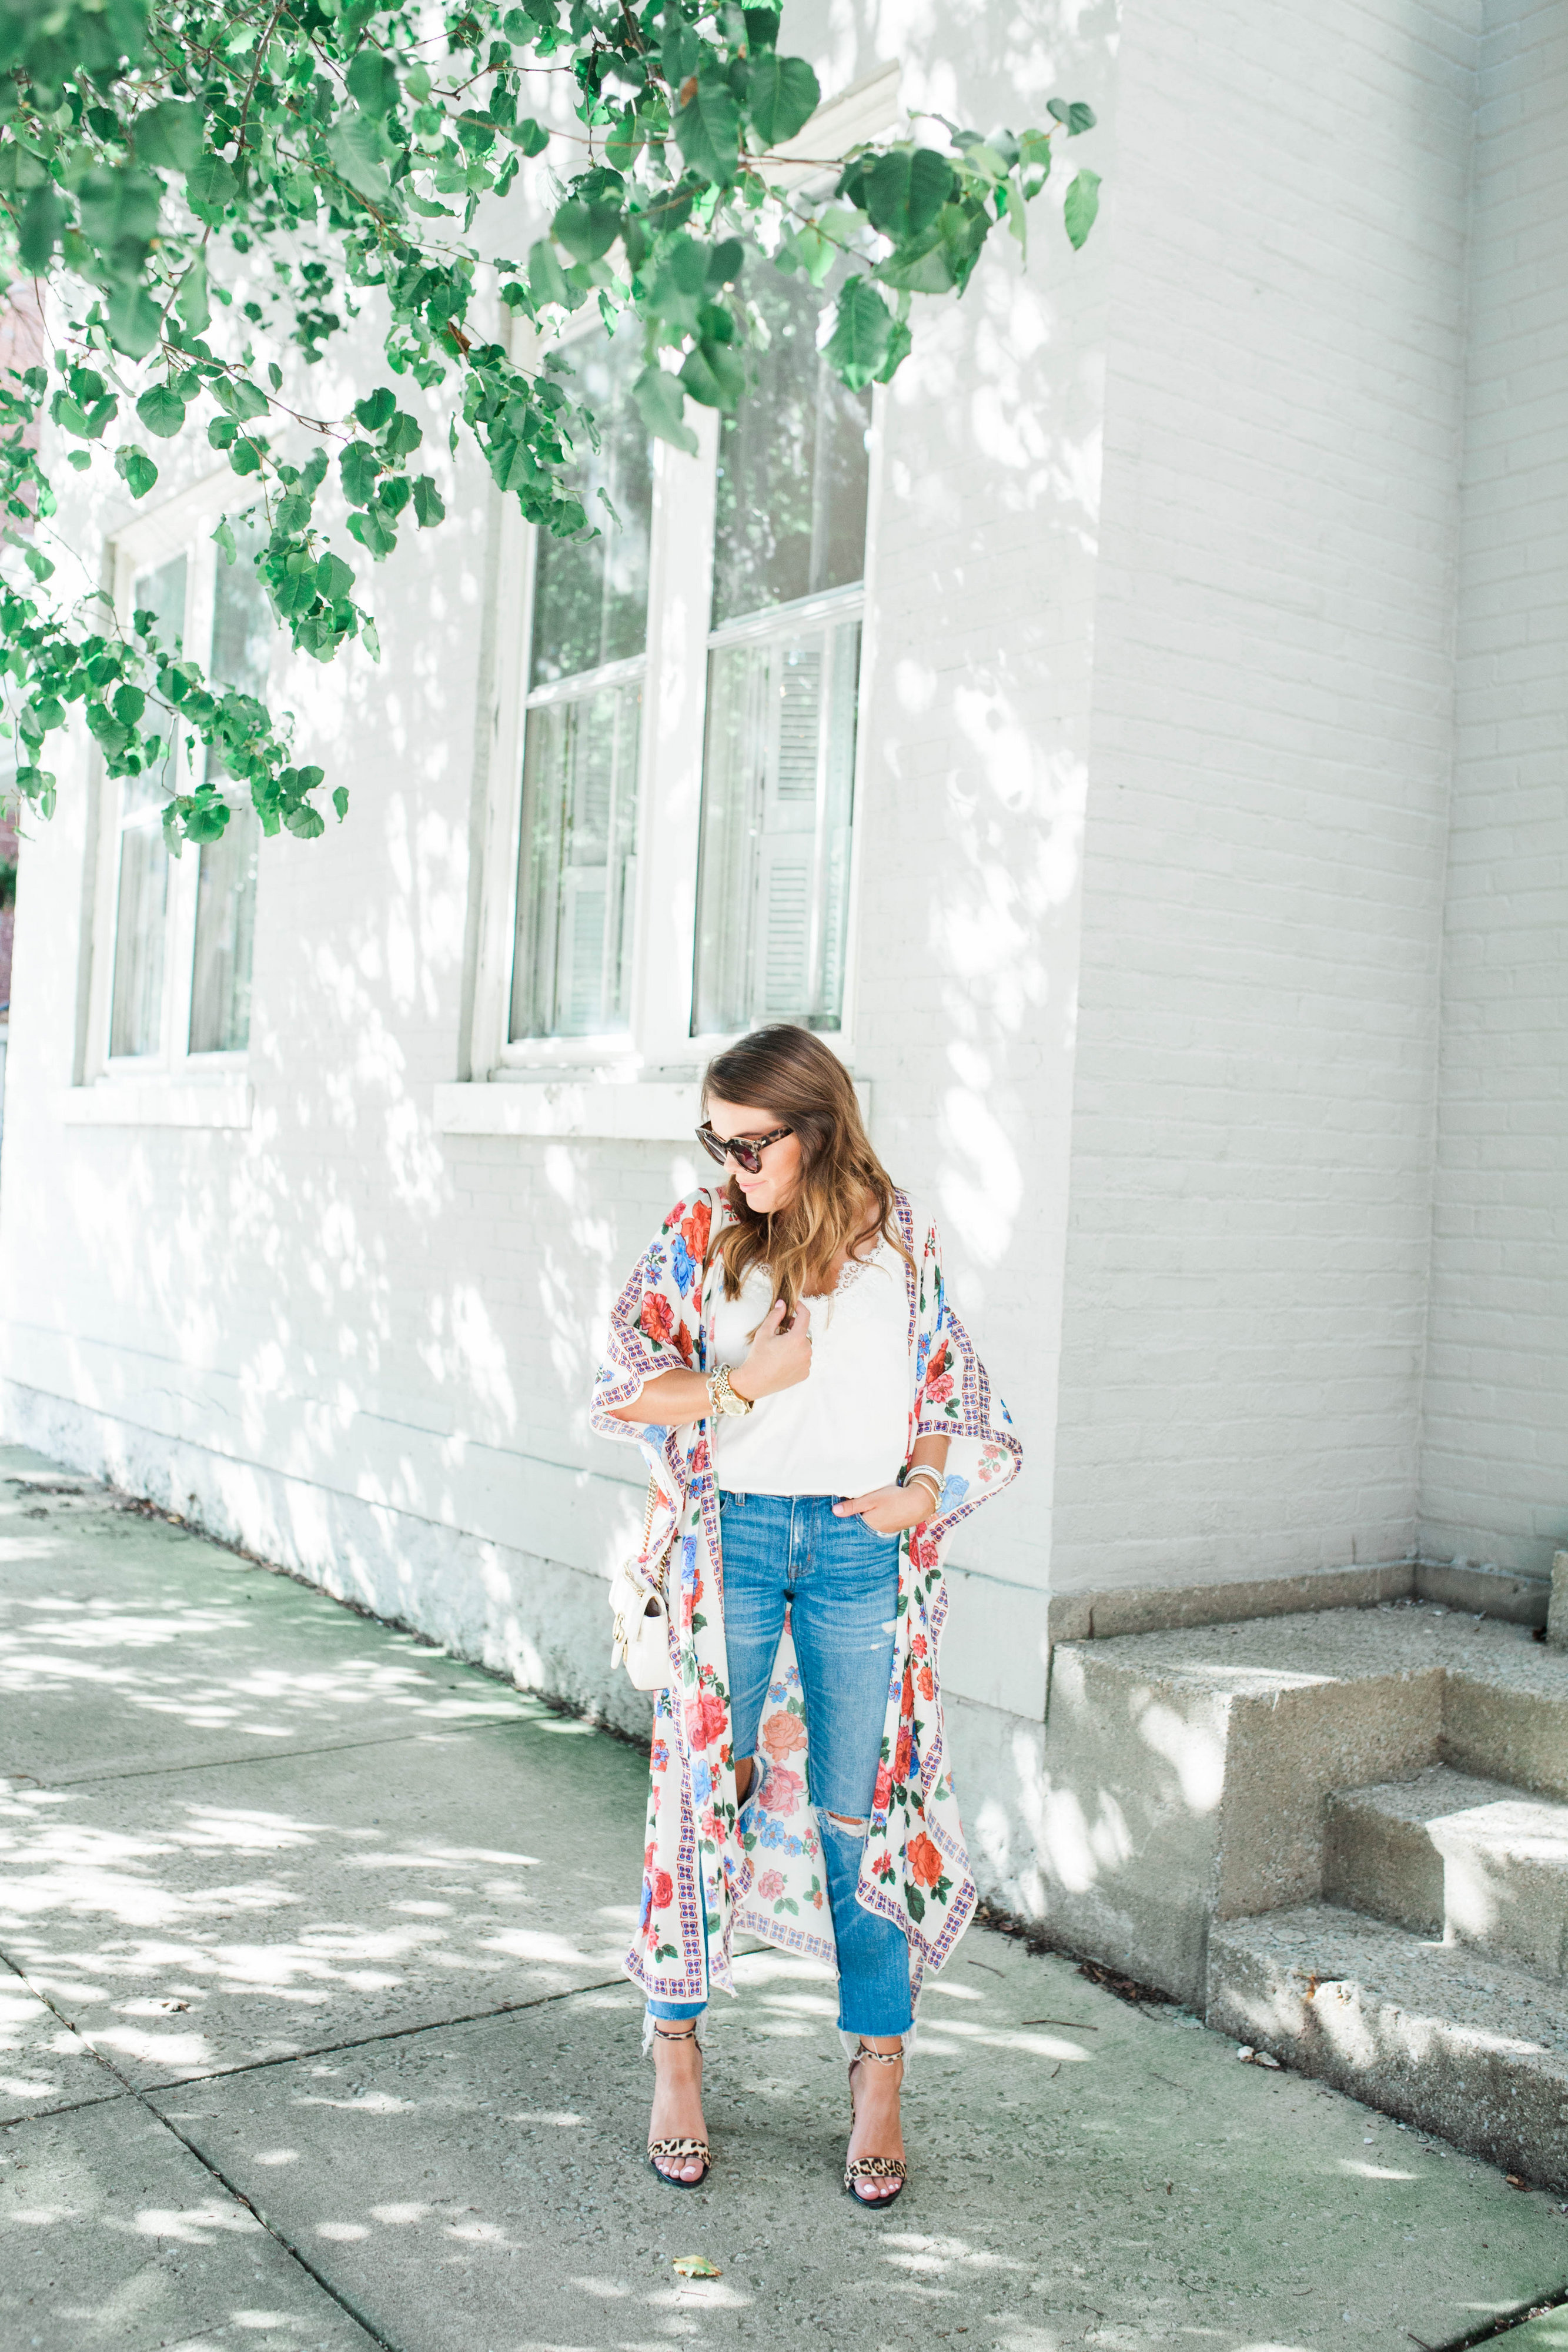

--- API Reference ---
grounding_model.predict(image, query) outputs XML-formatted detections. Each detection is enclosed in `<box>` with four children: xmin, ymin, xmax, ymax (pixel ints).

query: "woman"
<box><xmin>591</xmin><ymin>1025</ymin><xmax>1020</xmax><ymax>2204</ymax></box>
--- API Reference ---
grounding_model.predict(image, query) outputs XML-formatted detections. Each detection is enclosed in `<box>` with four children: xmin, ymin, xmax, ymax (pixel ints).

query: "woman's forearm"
<box><xmin>606</xmin><ymin>1367</ymin><xmax>719</xmax><ymax>1426</ymax></box>
<box><xmin>909</xmin><ymin>1434</ymin><xmax>950</xmax><ymax>1476</ymax></box>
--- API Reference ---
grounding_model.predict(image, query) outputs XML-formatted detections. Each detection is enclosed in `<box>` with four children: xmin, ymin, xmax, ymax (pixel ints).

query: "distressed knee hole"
<box><xmin>823</xmin><ymin>1811</ymin><xmax>868</xmax><ymax>1837</ymax></box>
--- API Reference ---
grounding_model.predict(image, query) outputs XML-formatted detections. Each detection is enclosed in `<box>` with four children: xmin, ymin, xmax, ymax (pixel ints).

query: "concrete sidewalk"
<box><xmin>1</xmin><ymin>1441</ymin><xmax>1564</xmax><ymax>2352</ymax></box>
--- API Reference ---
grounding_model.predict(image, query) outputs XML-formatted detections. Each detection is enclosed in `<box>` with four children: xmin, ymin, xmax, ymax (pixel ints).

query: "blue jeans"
<box><xmin>648</xmin><ymin>1491</ymin><xmax>912</xmax><ymax>2039</ymax></box>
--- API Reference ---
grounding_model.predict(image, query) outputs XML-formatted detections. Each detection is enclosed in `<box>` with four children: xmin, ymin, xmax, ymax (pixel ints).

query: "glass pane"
<box><xmin>510</xmin><ymin>679</ymin><xmax>640</xmax><ymax>1040</ymax></box>
<box><xmin>530</xmin><ymin>325</ymin><xmax>653</xmax><ymax>687</ymax></box>
<box><xmin>711</xmin><ymin>271</ymin><xmax>871</xmax><ymax>629</ymax></box>
<box><xmin>126</xmin><ymin>553</ymin><xmax>187</xmax><ymax>814</ymax></box>
<box><xmin>190</xmin><ymin>509</ymin><xmax>269</xmax><ymax>1053</ymax></box>
<box><xmin>109</xmin><ymin>817</ymin><xmax>168</xmax><ymax>1057</ymax></box>
<box><xmin>210</xmin><ymin>509</ymin><xmax>273</xmax><ymax>697</ymax></box>
<box><xmin>189</xmin><ymin>806</ymin><xmax>258</xmax><ymax>1053</ymax></box>
<box><xmin>691</xmin><ymin>617</ymin><xmax>860</xmax><ymax>1035</ymax></box>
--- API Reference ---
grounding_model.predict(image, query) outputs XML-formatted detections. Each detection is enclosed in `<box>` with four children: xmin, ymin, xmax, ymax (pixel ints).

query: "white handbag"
<box><xmin>609</xmin><ymin>1474</ymin><xmax>677</xmax><ymax>1691</ymax></box>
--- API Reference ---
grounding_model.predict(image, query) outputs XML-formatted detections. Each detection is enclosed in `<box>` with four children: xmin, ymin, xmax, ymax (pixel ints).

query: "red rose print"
<box><xmin>908</xmin><ymin>1833</ymin><xmax>943</xmax><ymax>1888</ymax></box>
<box><xmin>674</xmin><ymin>1321</ymin><xmax>694</xmax><ymax>1367</ymax></box>
<box><xmin>758</xmin><ymin>1763</ymin><xmax>804</xmax><ymax>1815</ymax></box>
<box><xmin>911</xmin><ymin>1635</ymin><xmax>928</xmax><ymax>1661</ymax></box>
<box><xmin>682</xmin><ymin>1200</ymin><xmax>711</xmax><ymax>1259</ymax></box>
<box><xmin>651</xmin><ymin>1869</ymin><xmax>674</xmax><ymax>1908</ymax></box>
<box><xmin>760</xmin><ymin>1711</ymin><xmax>808</xmax><ymax>1760</ymax></box>
<box><xmin>755</xmin><ymin>1869</ymin><xmax>785</xmax><ymax>1899</ymax></box>
<box><xmin>872</xmin><ymin>1763</ymin><xmax>892</xmax><ymax>1812</ymax></box>
<box><xmin>916</xmin><ymin>1665</ymin><xmax>935</xmax><ymax>1701</ymax></box>
<box><xmin>640</xmin><ymin>1295</ymin><xmax>674</xmax><ymax>1347</ymax></box>
<box><xmin>925</xmin><ymin>1373</ymin><xmax>955</xmax><ymax>1406</ymax></box>
<box><xmin>686</xmin><ymin>1689</ymin><xmax>728</xmax><ymax>1748</ymax></box>
<box><xmin>894</xmin><ymin>1723</ymin><xmax>912</xmax><ymax>1783</ymax></box>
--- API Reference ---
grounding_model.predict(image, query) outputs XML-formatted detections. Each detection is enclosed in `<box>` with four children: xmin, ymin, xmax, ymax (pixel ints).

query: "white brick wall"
<box><xmin>1047</xmin><ymin>0</ymin><xmax>1480</xmax><ymax>1591</ymax></box>
<box><xmin>1418</xmin><ymin>0</ymin><xmax>1568</xmax><ymax>1578</ymax></box>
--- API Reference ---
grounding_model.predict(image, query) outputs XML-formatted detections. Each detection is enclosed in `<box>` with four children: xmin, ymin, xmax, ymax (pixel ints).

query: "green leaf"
<box><xmin>185</xmin><ymin>155</ymin><xmax>239</xmax><ymax>220</ymax></box>
<box><xmin>874</xmin><ymin>234</ymin><xmax>954</xmax><ymax>295</ymax></box>
<box><xmin>18</xmin><ymin>184</ymin><xmax>64</xmax><ymax>273</ymax></box>
<box><xmin>745</xmin><ymin>52</ymin><xmax>818</xmax><ymax>146</ymax></box>
<box><xmin>134</xmin><ymin>98</ymin><xmax>203</xmax><ymax>169</ymax></box>
<box><xmin>863</xmin><ymin>147</ymin><xmax>954</xmax><ymax>242</ymax></box>
<box><xmin>1048</xmin><ymin>97</ymin><xmax>1096</xmax><ymax>136</ymax></box>
<box><xmin>332</xmin><ymin>784</ymin><xmax>349</xmax><ymax>821</ymax></box>
<box><xmin>325</xmin><ymin>112</ymin><xmax>390</xmax><ymax>201</ymax></box>
<box><xmin>346</xmin><ymin>47</ymin><xmax>399</xmax><ymax>115</ymax></box>
<box><xmin>347</xmin><ymin>504</ymin><xmax>397</xmax><ymax>556</ymax></box>
<box><xmin>678</xmin><ymin>338</ymin><xmax>745</xmax><ymax>409</ymax></box>
<box><xmin>354</xmin><ymin>385</ymin><xmax>396</xmax><ymax>431</ymax></box>
<box><xmin>506</xmin><ymin>116</ymin><xmax>550</xmax><ymax>155</ymax></box>
<box><xmin>604</xmin><ymin>105</ymin><xmax>642</xmax><ymax>173</ymax></box>
<box><xmin>527</xmin><ymin>238</ymin><xmax>570</xmax><ymax>308</ymax></box>
<box><xmin>212</xmin><ymin>516</ymin><xmax>236</xmax><ymax>565</ymax></box>
<box><xmin>412</xmin><ymin>473</ymin><xmax>444</xmax><ymax>526</ymax></box>
<box><xmin>1063</xmin><ymin>166</ymin><xmax>1099</xmax><ymax>249</ymax></box>
<box><xmin>228</xmin><ymin>435</ymin><xmax>264</xmax><ymax>476</ymax></box>
<box><xmin>339</xmin><ymin>441</ymin><xmax>380</xmax><ymax>506</ymax></box>
<box><xmin>674</xmin><ymin>68</ymin><xmax>741</xmax><ymax>184</ymax></box>
<box><xmin>631</xmin><ymin>364</ymin><xmax>697</xmax><ymax>457</ymax></box>
<box><xmin>105</xmin><ymin>284</ymin><xmax>162</xmax><ymax>359</ymax></box>
<box><xmin>551</xmin><ymin>195</ymin><xmax>621</xmax><ymax>263</ymax></box>
<box><xmin>316</xmin><ymin>550</ymin><xmax>355</xmax><ymax>602</ymax></box>
<box><xmin>176</xmin><ymin>252</ymin><xmax>210</xmax><ymax>332</ymax></box>
<box><xmin>875</xmin><ymin>313</ymin><xmax>912</xmax><ymax>383</ymax></box>
<box><xmin>824</xmin><ymin>276</ymin><xmax>892</xmax><ymax>391</ymax></box>
<box><xmin>135</xmin><ymin>383</ymin><xmax>185</xmax><ymax>438</ymax></box>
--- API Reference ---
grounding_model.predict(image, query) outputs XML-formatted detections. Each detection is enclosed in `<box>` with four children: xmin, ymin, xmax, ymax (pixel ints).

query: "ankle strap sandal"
<box><xmin>844</xmin><ymin>2041</ymin><xmax>907</xmax><ymax>2207</ymax></box>
<box><xmin>647</xmin><ymin>2020</ymin><xmax>711</xmax><ymax>2191</ymax></box>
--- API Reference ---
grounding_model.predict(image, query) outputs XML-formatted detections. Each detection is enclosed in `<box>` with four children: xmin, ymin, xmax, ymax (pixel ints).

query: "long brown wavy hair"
<box><xmin>703</xmin><ymin>1025</ymin><xmax>910</xmax><ymax>1319</ymax></box>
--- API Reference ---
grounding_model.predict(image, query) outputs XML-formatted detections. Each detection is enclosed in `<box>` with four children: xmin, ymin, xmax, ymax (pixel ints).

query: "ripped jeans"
<box><xmin>647</xmin><ymin>1489</ymin><xmax>913</xmax><ymax>2040</ymax></box>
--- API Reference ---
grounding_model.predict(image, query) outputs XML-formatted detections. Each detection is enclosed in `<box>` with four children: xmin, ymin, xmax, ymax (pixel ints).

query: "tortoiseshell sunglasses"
<box><xmin>695</xmin><ymin>1121</ymin><xmax>794</xmax><ymax>1175</ymax></box>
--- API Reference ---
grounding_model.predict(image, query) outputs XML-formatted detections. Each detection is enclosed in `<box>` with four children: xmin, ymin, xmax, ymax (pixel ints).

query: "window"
<box><xmin>190</xmin><ymin>512</ymin><xmax>268</xmax><ymax>1053</ymax></box>
<box><xmin>509</xmin><ymin>324</ymin><xmax>653</xmax><ymax>1043</ymax></box>
<box><xmin>96</xmin><ymin>504</ymin><xmax>270</xmax><ymax>1077</ymax></box>
<box><xmin>477</xmin><ymin>72</ymin><xmax>893</xmax><ymax>1093</ymax></box>
<box><xmin>693</xmin><ymin>269</ymin><xmax>870</xmax><ymax>1037</ymax></box>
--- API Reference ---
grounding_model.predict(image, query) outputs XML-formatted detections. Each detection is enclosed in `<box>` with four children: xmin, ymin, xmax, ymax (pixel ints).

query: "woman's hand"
<box><xmin>833</xmin><ymin>1481</ymin><xmax>934</xmax><ymax>1535</ymax></box>
<box><xmin>733</xmin><ymin>1298</ymin><xmax>813</xmax><ymax>1401</ymax></box>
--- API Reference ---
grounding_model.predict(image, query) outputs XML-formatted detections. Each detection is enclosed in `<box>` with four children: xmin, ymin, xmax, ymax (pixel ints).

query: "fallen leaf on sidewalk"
<box><xmin>673</xmin><ymin>2256</ymin><xmax>722</xmax><ymax>2278</ymax></box>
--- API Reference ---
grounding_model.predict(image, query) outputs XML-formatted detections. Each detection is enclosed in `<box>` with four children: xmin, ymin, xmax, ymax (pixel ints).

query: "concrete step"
<box><xmin>1206</xmin><ymin>1902</ymin><xmax>1568</xmax><ymax>2192</ymax></box>
<box><xmin>1039</xmin><ymin>1601</ymin><xmax>1568</xmax><ymax>2006</ymax></box>
<box><xmin>1325</xmin><ymin>1766</ymin><xmax>1568</xmax><ymax>1975</ymax></box>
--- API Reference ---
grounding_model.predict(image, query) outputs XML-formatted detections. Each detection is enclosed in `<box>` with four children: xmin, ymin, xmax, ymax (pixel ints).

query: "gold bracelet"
<box><xmin>906</xmin><ymin>1465</ymin><xmax>944</xmax><ymax>1501</ymax></box>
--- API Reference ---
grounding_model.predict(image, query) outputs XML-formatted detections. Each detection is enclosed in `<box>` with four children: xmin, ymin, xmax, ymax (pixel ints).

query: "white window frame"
<box><xmin>459</xmin><ymin>65</ymin><xmax>899</xmax><ymax>1127</ymax></box>
<box><xmin>76</xmin><ymin>466</ymin><xmax>265</xmax><ymax>1118</ymax></box>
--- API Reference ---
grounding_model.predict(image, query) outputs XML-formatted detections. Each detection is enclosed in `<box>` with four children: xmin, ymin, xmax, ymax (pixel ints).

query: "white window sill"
<box><xmin>57</xmin><ymin>1078</ymin><xmax>255</xmax><ymax>1130</ymax></box>
<box><xmin>434</xmin><ymin>1078</ymin><xmax>698</xmax><ymax>1142</ymax></box>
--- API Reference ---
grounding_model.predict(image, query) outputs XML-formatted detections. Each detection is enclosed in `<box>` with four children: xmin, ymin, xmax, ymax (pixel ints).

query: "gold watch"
<box><xmin>707</xmin><ymin>1364</ymin><xmax>754</xmax><ymax>1419</ymax></box>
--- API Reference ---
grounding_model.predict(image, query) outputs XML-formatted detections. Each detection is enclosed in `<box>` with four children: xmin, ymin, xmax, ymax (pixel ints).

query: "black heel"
<box><xmin>647</xmin><ymin>2020</ymin><xmax>711</xmax><ymax>2190</ymax></box>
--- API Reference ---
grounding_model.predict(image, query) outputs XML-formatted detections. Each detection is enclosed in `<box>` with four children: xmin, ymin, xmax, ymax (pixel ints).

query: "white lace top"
<box><xmin>708</xmin><ymin>1241</ymin><xmax>911</xmax><ymax>1498</ymax></box>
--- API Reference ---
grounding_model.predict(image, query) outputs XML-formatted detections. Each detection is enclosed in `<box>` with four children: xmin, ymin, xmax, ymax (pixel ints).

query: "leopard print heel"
<box><xmin>647</xmin><ymin>2020</ymin><xmax>711</xmax><ymax>2190</ymax></box>
<box><xmin>844</xmin><ymin>2041</ymin><xmax>907</xmax><ymax>2207</ymax></box>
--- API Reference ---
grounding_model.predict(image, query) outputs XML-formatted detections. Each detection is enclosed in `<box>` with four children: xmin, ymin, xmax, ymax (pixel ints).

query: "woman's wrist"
<box><xmin>728</xmin><ymin>1362</ymin><xmax>757</xmax><ymax>1402</ymax></box>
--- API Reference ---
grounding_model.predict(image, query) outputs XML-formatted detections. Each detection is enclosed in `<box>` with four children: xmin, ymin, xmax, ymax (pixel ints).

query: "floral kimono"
<box><xmin>589</xmin><ymin>1186</ymin><xmax>1021</xmax><ymax>2016</ymax></box>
